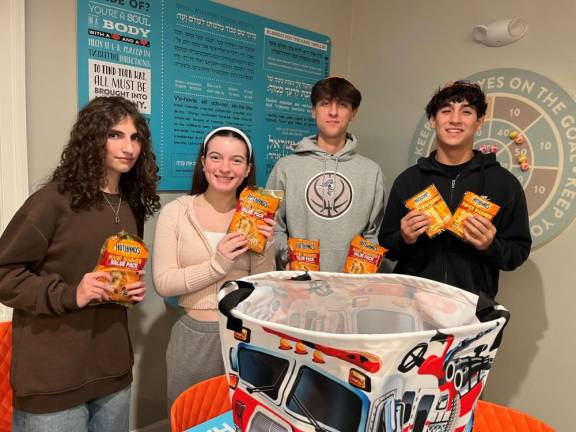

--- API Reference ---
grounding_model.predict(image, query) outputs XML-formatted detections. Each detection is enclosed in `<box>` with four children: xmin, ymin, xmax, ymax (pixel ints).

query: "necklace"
<box><xmin>102</xmin><ymin>193</ymin><xmax>122</xmax><ymax>224</ymax></box>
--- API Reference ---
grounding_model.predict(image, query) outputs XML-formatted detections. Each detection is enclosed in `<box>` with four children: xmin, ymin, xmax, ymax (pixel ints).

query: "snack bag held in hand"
<box><xmin>343</xmin><ymin>235</ymin><xmax>387</xmax><ymax>274</ymax></box>
<box><xmin>94</xmin><ymin>230</ymin><xmax>148</xmax><ymax>307</ymax></box>
<box><xmin>288</xmin><ymin>238</ymin><xmax>320</xmax><ymax>271</ymax></box>
<box><xmin>446</xmin><ymin>191</ymin><xmax>500</xmax><ymax>240</ymax></box>
<box><xmin>405</xmin><ymin>184</ymin><xmax>452</xmax><ymax>238</ymax></box>
<box><xmin>228</xmin><ymin>187</ymin><xmax>284</xmax><ymax>254</ymax></box>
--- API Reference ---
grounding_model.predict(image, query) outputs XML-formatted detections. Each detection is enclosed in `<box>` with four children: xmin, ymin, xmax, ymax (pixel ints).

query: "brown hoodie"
<box><xmin>0</xmin><ymin>183</ymin><xmax>139</xmax><ymax>413</ymax></box>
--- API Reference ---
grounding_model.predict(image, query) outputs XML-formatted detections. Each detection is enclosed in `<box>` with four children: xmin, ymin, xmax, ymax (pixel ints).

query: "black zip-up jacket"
<box><xmin>379</xmin><ymin>151</ymin><xmax>531</xmax><ymax>298</ymax></box>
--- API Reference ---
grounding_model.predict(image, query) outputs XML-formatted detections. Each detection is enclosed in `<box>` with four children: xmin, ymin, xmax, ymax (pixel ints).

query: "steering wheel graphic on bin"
<box><xmin>398</xmin><ymin>342</ymin><xmax>428</xmax><ymax>373</ymax></box>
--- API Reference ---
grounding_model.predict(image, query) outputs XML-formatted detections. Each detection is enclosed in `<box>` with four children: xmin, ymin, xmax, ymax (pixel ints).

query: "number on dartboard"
<box><xmin>514</xmin><ymin>148</ymin><xmax>527</xmax><ymax>156</ymax></box>
<box><xmin>509</xmin><ymin>108</ymin><xmax>521</xmax><ymax>117</ymax></box>
<box><xmin>534</xmin><ymin>185</ymin><xmax>546</xmax><ymax>194</ymax></box>
<box><xmin>496</xmin><ymin>129</ymin><xmax>510</xmax><ymax>137</ymax></box>
<box><xmin>540</xmin><ymin>141</ymin><xmax>552</xmax><ymax>151</ymax></box>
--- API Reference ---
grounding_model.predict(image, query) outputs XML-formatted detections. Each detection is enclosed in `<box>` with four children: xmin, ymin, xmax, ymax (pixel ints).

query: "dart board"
<box><xmin>409</xmin><ymin>68</ymin><xmax>576</xmax><ymax>249</ymax></box>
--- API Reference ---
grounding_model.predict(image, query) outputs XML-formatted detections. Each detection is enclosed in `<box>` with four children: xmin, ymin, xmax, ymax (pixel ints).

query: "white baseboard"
<box><xmin>131</xmin><ymin>418</ymin><xmax>169</xmax><ymax>432</ymax></box>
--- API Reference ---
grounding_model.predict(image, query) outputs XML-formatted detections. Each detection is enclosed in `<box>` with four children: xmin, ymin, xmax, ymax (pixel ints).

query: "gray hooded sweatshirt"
<box><xmin>266</xmin><ymin>134</ymin><xmax>385</xmax><ymax>272</ymax></box>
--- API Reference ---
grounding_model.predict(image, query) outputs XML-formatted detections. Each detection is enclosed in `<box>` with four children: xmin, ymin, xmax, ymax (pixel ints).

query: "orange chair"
<box><xmin>170</xmin><ymin>375</ymin><xmax>231</xmax><ymax>432</ymax></box>
<box><xmin>474</xmin><ymin>400</ymin><xmax>556</xmax><ymax>432</ymax></box>
<box><xmin>0</xmin><ymin>321</ymin><xmax>12</xmax><ymax>432</ymax></box>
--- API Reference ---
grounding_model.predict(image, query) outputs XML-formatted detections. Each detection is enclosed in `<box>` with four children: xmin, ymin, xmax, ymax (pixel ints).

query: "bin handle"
<box><xmin>475</xmin><ymin>292</ymin><xmax>510</xmax><ymax>350</ymax></box>
<box><xmin>218</xmin><ymin>280</ymin><xmax>255</xmax><ymax>332</ymax></box>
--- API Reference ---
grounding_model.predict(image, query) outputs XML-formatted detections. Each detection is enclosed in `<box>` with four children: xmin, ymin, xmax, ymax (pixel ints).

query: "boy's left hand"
<box><xmin>463</xmin><ymin>214</ymin><xmax>496</xmax><ymax>251</ymax></box>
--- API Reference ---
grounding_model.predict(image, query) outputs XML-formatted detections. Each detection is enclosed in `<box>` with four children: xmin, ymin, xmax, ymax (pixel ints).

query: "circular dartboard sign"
<box><xmin>410</xmin><ymin>68</ymin><xmax>576</xmax><ymax>249</ymax></box>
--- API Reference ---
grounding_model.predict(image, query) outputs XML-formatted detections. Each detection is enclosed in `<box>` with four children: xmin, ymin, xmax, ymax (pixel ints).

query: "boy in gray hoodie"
<box><xmin>266</xmin><ymin>77</ymin><xmax>385</xmax><ymax>272</ymax></box>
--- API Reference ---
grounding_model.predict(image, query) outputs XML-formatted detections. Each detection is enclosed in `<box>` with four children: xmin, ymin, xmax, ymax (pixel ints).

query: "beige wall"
<box><xmin>350</xmin><ymin>0</ymin><xmax>572</xmax><ymax>429</ymax></box>
<box><xmin>24</xmin><ymin>0</ymin><xmax>353</xmax><ymax>428</ymax></box>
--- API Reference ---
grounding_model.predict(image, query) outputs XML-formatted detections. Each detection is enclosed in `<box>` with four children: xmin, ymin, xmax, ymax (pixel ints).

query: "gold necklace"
<box><xmin>102</xmin><ymin>193</ymin><xmax>122</xmax><ymax>224</ymax></box>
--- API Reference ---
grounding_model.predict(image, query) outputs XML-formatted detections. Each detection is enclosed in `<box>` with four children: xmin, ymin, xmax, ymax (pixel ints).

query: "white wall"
<box><xmin>24</xmin><ymin>0</ymin><xmax>354</xmax><ymax>428</ymax></box>
<box><xmin>0</xmin><ymin>0</ymin><xmax>28</xmax><ymax>322</ymax></box>
<box><xmin>349</xmin><ymin>0</ymin><xmax>573</xmax><ymax>429</ymax></box>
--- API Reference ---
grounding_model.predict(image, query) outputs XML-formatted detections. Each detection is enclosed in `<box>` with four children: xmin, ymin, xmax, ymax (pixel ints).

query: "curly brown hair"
<box><xmin>51</xmin><ymin>97</ymin><xmax>160</xmax><ymax>223</ymax></box>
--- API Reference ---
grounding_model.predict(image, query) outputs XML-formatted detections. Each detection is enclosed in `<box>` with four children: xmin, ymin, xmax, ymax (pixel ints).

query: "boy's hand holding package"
<box><xmin>403</xmin><ymin>186</ymin><xmax>500</xmax><ymax>249</ymax></box>
<box><xmin>403</xmin><ymin>184</ymin><xmax>451</xmax><ymax>242</ymax></box>
<box><xmin>463</xmin><ymin>215</ymin><xmax>497</xmax><ymax>250</ymax></box>
<box><xmin>400</xmin><ymin>210</ymin><xmax>431</xmax><ymax>244</ymax></box>
<box><xmin>446</xmin><ymin>191</ymin><xmax>500</xmax><ymax>250</ymax></box>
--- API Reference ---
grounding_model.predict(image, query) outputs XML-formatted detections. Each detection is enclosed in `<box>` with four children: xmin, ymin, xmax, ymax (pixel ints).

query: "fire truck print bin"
<box><xmin>218</xmin><ymin>271</ymin><xmax>509</xmax><ymax>432</ymax></box>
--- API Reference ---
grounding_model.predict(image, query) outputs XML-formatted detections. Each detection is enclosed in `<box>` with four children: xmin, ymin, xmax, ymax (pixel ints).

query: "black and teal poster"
<box><xmin>77</xmin><ymin>0</ymin><xmax>331</xmax><ymax>190</ymax></box>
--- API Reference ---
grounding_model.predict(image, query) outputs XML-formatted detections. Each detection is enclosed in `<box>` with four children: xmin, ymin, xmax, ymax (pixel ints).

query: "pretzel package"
<box><xmin>405</xmin><ymin>184</ymin><xmax>452</xmax><ymax>238</ymax></box>
<box><xmin>343</xmin><ymin>235</ymin><xmax>387</xmax><ymax>274</ymax></box>
<box><xmin>446</xmin><ymin>191</ymin><xmax>501</xmax><ymax>240</ymax></box>
<box><xmin>94</xmin><ymin>230</ymin><xmax>148</xmax><ymax>307</ymax></box>
<box><xmin>228</xmin><ymin>187</ymin><xmax>284</xmax><ymax>254</ymax></box>
<box><xmin>288</xmin><ymin>238</ymin><xmax>320</xmax><ymax>271</ymax></box>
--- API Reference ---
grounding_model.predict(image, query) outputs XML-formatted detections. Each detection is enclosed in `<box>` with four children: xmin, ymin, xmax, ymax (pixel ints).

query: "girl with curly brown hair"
<box><xmin>51</xmin><ymin>96</ymin><xmax>160</xmax><ymax>231</ymax></box>
<box><xmin>0</xmin><ymin>96</ymin><xmax>160</xmax><ymax>431</ymax></box>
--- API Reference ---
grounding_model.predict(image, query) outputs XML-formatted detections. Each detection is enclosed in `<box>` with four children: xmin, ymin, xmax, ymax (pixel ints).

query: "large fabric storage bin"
<box><xmin>218</xmin><ymin>271</ymin><xmax>509</xmax><ymax>432</ymax></box>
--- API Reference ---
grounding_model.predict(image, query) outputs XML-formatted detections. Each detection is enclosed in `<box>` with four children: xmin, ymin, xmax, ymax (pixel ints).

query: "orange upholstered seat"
<box><xmin>0</xmin><ymin>321</ymin><xmax>12</xmax><ymax>432</ymax></box>
<box><xmin>170</xmin><ymin>374</ymin><xmax>231</xmax><ymax>432</ymax></box>
<box><xmin>473</xmin><ymin>400</ymin><xmax>555</xmax><ymax>432</ymax></box>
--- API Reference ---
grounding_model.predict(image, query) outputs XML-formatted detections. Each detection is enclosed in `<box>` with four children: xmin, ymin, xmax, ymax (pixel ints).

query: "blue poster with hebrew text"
<box><xmin>77</xmin><ymin>0</ymin><xmax>331</xmax><ymax>190</ymax></box>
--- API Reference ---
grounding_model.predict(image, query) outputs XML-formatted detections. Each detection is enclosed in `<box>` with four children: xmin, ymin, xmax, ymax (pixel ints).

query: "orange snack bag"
<box><xmin>288</xmin><ymin>238</ymin><xmax>320</xmax><ymax>271</ymax></box>
<box><xmin>94</xmin><ymin>230</ymin><xmax>148</xmax><ymax>307</ymax></box>
<box><xmin>446</xmin><ymin>191</ymin><xmax>500</xmax><ymax>240</ymax></box>
<box><xmin>343</xmin><ymin>235</ymin><xmax>387</xmax><ymax>274</ymax></box>
<box><xmin>404</xmin><ymin>184</ymin><xmax>452</xmax><ymax>238</ymax></box>
<box><xmin>228</xmin><ymin>187</ymin><xmax>284</xmax><ymax>255</ymax></box>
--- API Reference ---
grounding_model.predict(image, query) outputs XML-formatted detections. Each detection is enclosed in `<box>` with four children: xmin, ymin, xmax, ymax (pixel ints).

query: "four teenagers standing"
<box><xmin>0</xmin><ymin>76</ymin><xmax>531</xmax><ymax>428</ymax></box>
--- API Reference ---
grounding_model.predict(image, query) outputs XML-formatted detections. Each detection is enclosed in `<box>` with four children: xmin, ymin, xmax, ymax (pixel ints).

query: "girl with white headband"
<box><xmin>152</xmin><ymin>126</ymin><xmax>276</xmax><ymax>408</ymax></box>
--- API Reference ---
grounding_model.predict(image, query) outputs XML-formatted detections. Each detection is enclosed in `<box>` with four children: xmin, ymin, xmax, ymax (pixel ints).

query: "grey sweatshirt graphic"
<box><xmin>266</xmin><ymin>134</ymin><xmax>385</xmax><ymax>272</ymax></box>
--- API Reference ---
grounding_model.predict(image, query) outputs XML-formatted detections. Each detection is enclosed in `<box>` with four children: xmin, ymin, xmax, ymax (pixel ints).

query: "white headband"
<box><xmin>203</xmin><ymin>127</ymin><xmax>253</xmax><ymax>159</ymax></box>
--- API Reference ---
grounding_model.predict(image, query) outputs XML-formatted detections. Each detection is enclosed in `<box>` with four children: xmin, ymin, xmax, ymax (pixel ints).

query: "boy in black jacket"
<box><xmin>379</xmin><ymin>81</ymin><xmax>531</xmax><ymax>298</ymax></box>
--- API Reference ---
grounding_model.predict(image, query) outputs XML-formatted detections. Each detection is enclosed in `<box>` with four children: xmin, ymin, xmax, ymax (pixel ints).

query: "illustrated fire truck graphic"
<box><xmin>219</xmin><ymin>273</ymin><xmax>507</xmax><ymax>432</ymax></box>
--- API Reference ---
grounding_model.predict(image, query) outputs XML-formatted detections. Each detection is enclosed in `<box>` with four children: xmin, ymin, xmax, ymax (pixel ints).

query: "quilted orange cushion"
<box><xmin>0</xmin><ymin>321</ymin><xmax>12</xmax><ymax>432</ymax></box>
<box><xmin>170</xmin><ymin>375</ymin><xmax>231</xmax><ymax>432</ymax></box>
<box><xmin>474</xmin><ymin>400</ymin><xmax>556</xmax><ymax>432</ymax></box>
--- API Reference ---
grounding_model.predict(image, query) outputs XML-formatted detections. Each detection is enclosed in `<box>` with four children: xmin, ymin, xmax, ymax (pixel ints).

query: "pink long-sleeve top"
<box><xmin>152</xmin><ymin>195</ymin><xmax>275</xmax><ymax>311</ymax></box>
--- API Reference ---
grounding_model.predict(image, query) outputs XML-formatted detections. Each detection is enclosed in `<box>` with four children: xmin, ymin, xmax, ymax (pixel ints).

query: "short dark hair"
<box><xmin>51</xmin><ymin>96</ymin><xmax>160</xmax><ymax>223</ymax></box>
<box><xmin>310</xmin><ymin>77</ymin><xmax>362</xmax><ymax>109</ymax></box>
<box><xmin>425</xmin><ymin>80</ymin><xmax>487</xmax><ymax>119</ymax></box>
<box><xmin>190</xmin><ymin>128</ymin><xmax>256</xmax><ymax>197</ymax></box>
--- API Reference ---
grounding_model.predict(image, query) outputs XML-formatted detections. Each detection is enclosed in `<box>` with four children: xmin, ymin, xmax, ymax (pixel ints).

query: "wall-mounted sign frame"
<box><xmin>77</xmin><ymin>0</ymin><xmax>331</xmax><ymax>190</ymax></box>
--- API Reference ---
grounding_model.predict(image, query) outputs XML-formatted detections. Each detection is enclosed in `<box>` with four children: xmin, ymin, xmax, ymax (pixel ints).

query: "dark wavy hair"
<box><xmin>426</xmin><ymin>80</ymin><xmax>487</xmax><ymax>119</ymax></box>
<box><xmin>51</xmin><ymin>96</ymin><xmax>160</xmax><ymax>223</ymax></box>
<box><xmin>190</xmin><ymin>128</ymin><xmax>256</xmax><ymax>198</ymax></box>
<box><xmin>310</xmin><ymin>77</ymin><xmax>362</xmax><ymax>109</ymax></box>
